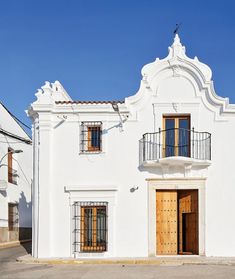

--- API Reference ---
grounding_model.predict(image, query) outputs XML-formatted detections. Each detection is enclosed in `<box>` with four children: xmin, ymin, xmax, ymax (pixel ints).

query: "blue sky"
<box><xmin>1</xmin><ymin>0</ymin><xmax>235</xmax><ymax>127</ymax></box>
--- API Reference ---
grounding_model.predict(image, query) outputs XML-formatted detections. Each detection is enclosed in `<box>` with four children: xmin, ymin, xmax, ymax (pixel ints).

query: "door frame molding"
<box><xmin>147</xmin><ymin>178</ymin><xmax>206</xmax><ymax>256</ymax></box>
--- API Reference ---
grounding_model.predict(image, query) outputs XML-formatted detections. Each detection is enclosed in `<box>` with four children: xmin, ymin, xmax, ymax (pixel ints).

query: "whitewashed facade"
<box><xmin>0</xmin><ymin>103</ymin><xmax>32</xmax><ymax>243</ymax></box>
<box><xmin>28</xmin><ymin>35</ymin><xmax>235</xmax><ymax>258</ymax></box>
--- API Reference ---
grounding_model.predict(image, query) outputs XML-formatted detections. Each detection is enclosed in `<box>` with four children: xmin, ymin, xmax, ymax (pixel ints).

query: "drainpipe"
<box><xmin>32</xmin><ymin>117</ymin><xmax>39</xmax><ymax>258</ymax></box>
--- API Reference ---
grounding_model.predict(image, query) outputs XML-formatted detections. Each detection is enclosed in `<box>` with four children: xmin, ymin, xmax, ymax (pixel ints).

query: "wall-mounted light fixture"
<box><xmin>11</xmin><ymin>150</ymin><xmax>23</xmax><ymax>154</ymax></box>
<box><xmin>112</xmin><ymin>102</ymin><xmax>125</xmax><ymax>131</ymax></box>
<box><xmin>130</xmin><ymin>186</ymin><xmax>139</xmax><ymax>193</ymax></box>
<box><xmin>112</xmin><ymin>102</ymin><xmax>119</xmax><ymax>112</ymax></box>
<box><xmin>0</xmin><ymin>149</ymin><xmax>23</xmax><ymax>166</ymax></box>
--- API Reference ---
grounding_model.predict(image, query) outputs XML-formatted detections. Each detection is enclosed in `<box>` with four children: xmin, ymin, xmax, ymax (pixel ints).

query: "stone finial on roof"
<box><xmin>170</xmin><ymin>34</ymin><xmax>186</xmax><ymax>57</ymax></box>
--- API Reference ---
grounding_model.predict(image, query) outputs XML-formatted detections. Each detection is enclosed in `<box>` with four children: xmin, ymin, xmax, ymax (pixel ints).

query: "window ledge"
<box><xmin>65</xmin><ymin>185</ymin><xmax>118</xmax><ymax>192</ymax></box>
<box><xmin>79</xmin><ymin>151</ymin><xmax>105</xmax><ymax>155</ymax></box>
<box><xmin>8</xmin><ymin>181</ymin><xmax>18</xmax><ymax>186</ymax></box>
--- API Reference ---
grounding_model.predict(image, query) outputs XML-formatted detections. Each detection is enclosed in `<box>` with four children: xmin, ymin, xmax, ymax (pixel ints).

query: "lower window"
<box><xmin>72</xmin><ymin>202</ymin><xmax>108</xmax><ymax>253</ymax></box>
<box><xmin>8</xmin><ymin>203</ymin><xmax>19</xmax><ymax>231</ymax></box>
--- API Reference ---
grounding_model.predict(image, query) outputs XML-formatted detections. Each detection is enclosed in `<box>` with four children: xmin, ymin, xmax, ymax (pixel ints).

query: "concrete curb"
<box><xmin>17</xmin><ymin>254</ymin><xmax>235</xmax><ymax>266</ymax></box>
<box><xmin>0</xmin><ymin>239</ymin><xmax>31</xmax><ymax>250</ymax></box>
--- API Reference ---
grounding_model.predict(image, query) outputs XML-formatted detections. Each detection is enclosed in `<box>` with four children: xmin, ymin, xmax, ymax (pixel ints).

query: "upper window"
<box><xmin>80</xmin><ymin>122</ymin><xmax>102</xmax><ymax>153</ymax></box>
<box><xmin>8</xmin><ymin>203</ymin><xmax>19</xmax><ymax>231</ymax></box>
<box><xmin>163</xmin><ymin>115</ymin><xmax>190</xmax><ymax>157</ymax></box>
<box><xmin>8</xmin><ymin>148</ymin><xmax>17</xmax><ymax>185</ymax></box>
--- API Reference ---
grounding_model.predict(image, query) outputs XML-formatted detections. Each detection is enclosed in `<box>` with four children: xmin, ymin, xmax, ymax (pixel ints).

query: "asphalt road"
<box><xmin>1</xmin><ymin>244</ymin><xmax>235</xmax><ymax>279</ymax></box>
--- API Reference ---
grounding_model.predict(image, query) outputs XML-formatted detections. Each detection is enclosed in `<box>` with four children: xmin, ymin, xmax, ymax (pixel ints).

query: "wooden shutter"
<box><xmin>8</xmin><ymin>150</ymin><xmax>13</xmax><ymax>183</ymax></box>
<box><xmin>87</xmin><ymin>126</ymin><xmax>101</xmax><ymax>151</ymax></box>
<box><xmin>156</xmin><ymin>191</ymin><xmax>178</xmax><ymax>255</ymax></box>
<box><xmin>8</xmin><ymin>203</ymin><xmax>18</xmax><ymax>231</ymax></box>
<box><xmin>8</xmin><ymin>204</ymin><xmax>14</xmax><ymax>230</ymax></box>
<box><xmin>178</xmin><ymin>190</ymin><xmax>198</xmax><ymax>254</ymax></box>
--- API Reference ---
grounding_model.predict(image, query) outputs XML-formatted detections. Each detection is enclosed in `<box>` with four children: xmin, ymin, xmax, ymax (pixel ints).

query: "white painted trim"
<box><xmin>65</xmin><ymin>185</ymin><xmax>118</xmax><ymax>192</ymax></box>
<box><xmin>66</xmin><ymin>186</ymin><xmax>118</xmax><ymax>258</ymax></box>
<box><xmin>147</xmin><ymin>178</ymin><xmax>205</xmax><ymax>256</ymax></box>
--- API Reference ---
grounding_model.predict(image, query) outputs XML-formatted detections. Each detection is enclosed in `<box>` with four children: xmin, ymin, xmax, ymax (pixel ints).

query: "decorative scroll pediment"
<box><xmin>34</xmin><ymin>80</ymin><xmax>72</xmax><ymax>105</ymax></box>
<box><xmin>126</xmin><ymin>34</ymin><xmax>235</xmax><ymax>119</ymax></box>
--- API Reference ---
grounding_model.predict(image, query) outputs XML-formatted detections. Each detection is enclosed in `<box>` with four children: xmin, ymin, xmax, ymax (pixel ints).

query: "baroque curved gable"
<box><xmin>126</xmin><ymin>34</ymin><xmax>235</xmax><ymax>120</ymax></box>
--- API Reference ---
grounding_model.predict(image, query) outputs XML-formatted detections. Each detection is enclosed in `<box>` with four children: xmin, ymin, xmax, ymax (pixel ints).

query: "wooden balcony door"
<box><xmin>156</xmin><ymin>190</ymin><xmax>198</xmax><ymax>255</ymax></box>
<box><xmin>163</xmin><ymin>115</ymin><xmax>190</xmax><ymax>157</ymax></box>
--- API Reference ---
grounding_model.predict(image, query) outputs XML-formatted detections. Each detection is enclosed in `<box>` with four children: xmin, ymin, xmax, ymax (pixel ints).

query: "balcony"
<box><xmin>139</xmin><ymin>128</ymin><xmax>211</xmax><ymax>167</ymax></box>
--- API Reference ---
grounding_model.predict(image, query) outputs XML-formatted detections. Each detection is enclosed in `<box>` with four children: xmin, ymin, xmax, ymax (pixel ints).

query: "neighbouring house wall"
<box><xmin>0</xmin><ymin>106</ymin><xmax>32</xmax><ymax>243</ymax></box>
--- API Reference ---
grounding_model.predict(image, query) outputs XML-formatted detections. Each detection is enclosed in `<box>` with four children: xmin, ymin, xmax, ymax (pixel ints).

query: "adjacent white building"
<box><xmin>0</xmin><ymin>103</ymin><xmax>32</xmax><ymax>244</ymax></box>
<box><xmin>28</xmin><ymin>35</ymin><xmax>235</xmax><ymax>258</ymax></box>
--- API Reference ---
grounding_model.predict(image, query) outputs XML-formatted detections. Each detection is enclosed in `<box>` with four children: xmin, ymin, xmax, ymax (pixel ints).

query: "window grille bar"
<box><xmin>72</xmin><ymin>202</ymin><xmax>108</xmax><ymax>253</ymax></box>
<box><xmin>80</xmin><ymin>122</ymin><xmax>102</xmax><ymax>153</ymax></box>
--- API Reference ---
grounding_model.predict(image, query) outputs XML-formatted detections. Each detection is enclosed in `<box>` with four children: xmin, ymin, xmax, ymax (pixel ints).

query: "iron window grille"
<box><xmin>72</xmin><ymin>201</ymin><xmax>108</xmax><ymax>253</ymax></box>
<box><xmin>80</xmin><ymin>122</ymin><xmax>102</xmax><ymax>153</ymax></box>
<box><xmin>8</xmin><ymin>203</ymin><xmax>19</xmax><ymax>231</ymax></box>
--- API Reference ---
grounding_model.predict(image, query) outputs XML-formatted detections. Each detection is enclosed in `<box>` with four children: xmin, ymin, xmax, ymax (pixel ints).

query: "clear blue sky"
<box><xmin>1</xmin><ymin>0</ymin><xmax>235</xmax><ymax>127</ymax></box>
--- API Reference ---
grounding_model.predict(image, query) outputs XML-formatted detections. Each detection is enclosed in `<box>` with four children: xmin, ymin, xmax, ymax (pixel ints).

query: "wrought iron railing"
<box><xmin>139</xmin><ymin>128</ymin><xmax>211</xmax><ymax>163</ymax></box>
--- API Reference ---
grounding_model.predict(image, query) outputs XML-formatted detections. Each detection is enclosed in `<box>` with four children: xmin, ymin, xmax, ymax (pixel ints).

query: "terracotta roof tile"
<box><xmin>55</xmin><ymin>100</ymin><xmax>125</xmax><ymax>105</ymax></box>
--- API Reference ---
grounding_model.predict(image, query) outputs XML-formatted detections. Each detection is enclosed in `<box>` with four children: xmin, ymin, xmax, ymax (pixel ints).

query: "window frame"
<box><xmin>8</xmin><ymin>148</ymin><xmax>17</xmax><ymax>185</ymax></box>
<box><xmin>80</xmin><ymin>205</ymin><xmax>107</xmax><ymax>252</ymax></box>
<box><xmin>8</xmin><ymin>203</ymin><xmax>19</xmax><ymax>231</ymax></box>
<box><xmin>72</xmin><ymin>201</ymin><xmax>108</xmax><ymax>253</ymax></box>
<box><xmin>80</xmin><ymin>122</ymin><xmax>102</xmax><ymax>153</ymax></box>
<box><xmin>163</xmin><ymin>115</ymin><xmax>191</xmax><ymax>157</ymax></box>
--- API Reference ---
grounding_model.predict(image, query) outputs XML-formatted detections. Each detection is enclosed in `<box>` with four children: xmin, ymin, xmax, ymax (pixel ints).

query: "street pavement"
<box><xmin>1</xmin><ymin>244</ymin><xmax>235</xmax><ymax>279</ymax></box>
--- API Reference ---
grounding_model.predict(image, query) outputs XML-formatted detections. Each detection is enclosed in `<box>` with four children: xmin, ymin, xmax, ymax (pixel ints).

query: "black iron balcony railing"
<box><xmin>140</xmin><ymin>128</ymin><xmax>211</xmax><ymax>163</ymax></box>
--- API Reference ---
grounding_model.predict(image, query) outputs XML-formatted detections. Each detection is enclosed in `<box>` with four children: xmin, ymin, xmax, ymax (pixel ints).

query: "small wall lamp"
<box><xmin>11</xmin><ymin>150</ymin><xmax>23</xmax><ymax>154</ymax></box>
<box><xmin>112</xmin><ymin>102</ymin><xmax>119</xmax><ymax>112</ymax></box>
<box><xmin>130</xmin><ymin>186</ymin><xmax>139</xmax><ymax>193</ymax></box>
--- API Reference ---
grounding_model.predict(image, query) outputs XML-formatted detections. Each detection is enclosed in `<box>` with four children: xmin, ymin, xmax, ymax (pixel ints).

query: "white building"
<box><xmin>0</xmin><ymin>103</ymin><xmax>32</xmax><ymax>244</ymax></box>
<box><xmin>28</xmin><ymin>35</ymin><xmax>235</xmax><ymax>258</ymax></box>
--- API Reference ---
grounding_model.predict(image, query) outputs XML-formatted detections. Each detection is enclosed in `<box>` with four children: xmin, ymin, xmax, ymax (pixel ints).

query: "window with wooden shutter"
<box><xmin>8</xmin><ymin>148</ymin><xmax>13</xmax><ymax>184</ymax></box>
<box><xmin>8</xmin><ymin>203</ymin><xmax>19</xmax><ymax>231</ymax></box>
<box><xmin>72</xmin><ymin>202</ymin><xmax>107</xmax><ymax>253</ymax></box>
<box><xmin>8</xmin><ymin>148</ymin><xmax>17</xmax><ymax>185</ymax></box>
<box><xmin>80</xmin><ymin>122</ymin><xmax>102</xmax><ymax>153</ymax></box>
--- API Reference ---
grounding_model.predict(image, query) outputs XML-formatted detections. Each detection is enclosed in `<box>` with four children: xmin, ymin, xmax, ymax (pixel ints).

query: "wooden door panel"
<box><xmin>183</xmin><ymin>213</ymin><xmax>198</xmax><ymax>254</ymax></box>
<box><xmin>156</xmin><ymin>191</ymin><xmax>178</xmax><ymax>255</ymax></box>
<box><xmin>178</xmin><ymin>190</ymin><xmax>198</xmax><ymax>254</ymax></box>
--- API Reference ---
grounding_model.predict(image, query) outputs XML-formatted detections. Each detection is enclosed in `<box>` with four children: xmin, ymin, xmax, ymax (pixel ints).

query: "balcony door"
<box><xmin>163</xmin><ymin>115</ymin><xmax>190</xmax><ymax>157</ymax></box>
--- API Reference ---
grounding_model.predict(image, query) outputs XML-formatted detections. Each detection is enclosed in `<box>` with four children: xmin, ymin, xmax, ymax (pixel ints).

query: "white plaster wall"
<box><xmin>0</xmin><ymin>106</ymin><xmax>32</xmax><ymax>231</ymax></box>
<box><xmin>30</xmin><ymin>36</ymin><xmax>235</xmax><ymax>258</ymax></box>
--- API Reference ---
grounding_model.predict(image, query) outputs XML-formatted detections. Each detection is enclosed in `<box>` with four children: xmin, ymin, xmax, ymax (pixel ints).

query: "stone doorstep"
<box><xmin>17</xmin><ymin>254</ymin><xmax>235</xmax><ymax>266</ymax></box>
<box><xmin>0</xmin><ymin>239</ymin><xmax>32</xmax><ymax>249</ymax></box>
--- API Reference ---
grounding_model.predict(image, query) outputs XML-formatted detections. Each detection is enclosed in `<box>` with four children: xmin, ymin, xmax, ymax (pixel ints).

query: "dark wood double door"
<box><xmin>156</xmin><ymin>190</ymin><xmax>198</xmax><ymax>255</ymax></box>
